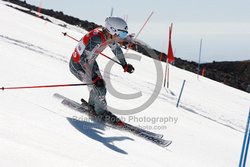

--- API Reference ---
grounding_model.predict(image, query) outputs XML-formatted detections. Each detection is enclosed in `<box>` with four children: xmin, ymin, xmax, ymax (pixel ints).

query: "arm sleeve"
<box><xmin>109</xmin><ymin>42</ymin><xmax>127</xmax><ymax>67</ymax></box>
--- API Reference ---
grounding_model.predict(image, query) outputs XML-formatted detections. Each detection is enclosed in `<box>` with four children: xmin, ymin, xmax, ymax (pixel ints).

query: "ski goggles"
<box><xmin>117</xmin><ymin>29</ymin><xmax>128</xmax><ymax>39</ymax></box>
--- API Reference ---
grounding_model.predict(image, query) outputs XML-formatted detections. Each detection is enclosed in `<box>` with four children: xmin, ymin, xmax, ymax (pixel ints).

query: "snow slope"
<box><xmin>0</xmin><ymin>1</ymin><xmax>249</xmax><ymax>167</ymax></box>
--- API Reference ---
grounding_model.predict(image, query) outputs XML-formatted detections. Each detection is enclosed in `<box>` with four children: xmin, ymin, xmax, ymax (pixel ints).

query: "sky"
<box><xmin>26</xmin><ymin>0</ymin><xmax>250</xmax><ymax>62</ymax></box>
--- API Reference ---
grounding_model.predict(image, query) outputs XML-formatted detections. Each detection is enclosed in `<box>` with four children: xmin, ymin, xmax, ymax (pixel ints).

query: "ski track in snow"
<box><xmin>0</xmin><ymin>34</ymin><xmax>68</xmax><ymax>63</ymax></box>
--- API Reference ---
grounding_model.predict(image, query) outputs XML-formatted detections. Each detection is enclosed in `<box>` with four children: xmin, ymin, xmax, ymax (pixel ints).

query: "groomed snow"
<box><xmin>0</xmin><ymin>1</ymin><xmax>249</xmax><ymax>167</ymax></box>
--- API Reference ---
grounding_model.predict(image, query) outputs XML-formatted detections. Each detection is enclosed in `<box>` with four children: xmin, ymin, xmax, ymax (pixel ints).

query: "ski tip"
<box><xmin>165</xmin><ymin>141</ymin><xmax>172</xmax><ymax>147</ymax></box>
<box><xmin>53</xmin><ymin>93</ymin><xmax>64</xmax><ymax>99</ymax></box>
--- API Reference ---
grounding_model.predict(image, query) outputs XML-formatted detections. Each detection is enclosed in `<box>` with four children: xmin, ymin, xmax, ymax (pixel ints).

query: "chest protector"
<box><xmin>72</xmin><ymin>28</ymin><xmax>106</xmax><ymax>63</ymax></box>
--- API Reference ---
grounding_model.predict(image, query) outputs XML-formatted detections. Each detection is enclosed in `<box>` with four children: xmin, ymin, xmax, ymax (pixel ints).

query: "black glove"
<box><xmin>123</xmin><ymin>64</ymin><xmax>135</xmax><ymax>73</ymax></box>
<box><xmin>92</xmin><ymin>76</ymin><xmax>105</xmax><ymax>87</ymax></box>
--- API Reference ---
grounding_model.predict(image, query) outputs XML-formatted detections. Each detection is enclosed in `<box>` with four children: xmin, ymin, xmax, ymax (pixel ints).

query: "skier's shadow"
<box><xmin>67</xmin><ymin>117</ymin><xmax>133</xmax><ymax>154</ymax></box>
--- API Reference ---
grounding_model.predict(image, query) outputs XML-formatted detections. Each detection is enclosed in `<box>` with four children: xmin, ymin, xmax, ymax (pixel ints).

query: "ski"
<box><xmin>53</xmin><ymin>93</ymin><xmax>172</xmax><ymax>147</ymax></box>
<box><xmin>124</xmin><ymin>122</ymin><xmax>163</xmax><ymax>139</ymax></box>
<box><xmin>53</xmin><ymin>93</ymin><xmax>163</xmax><ymax>138</ymax></box>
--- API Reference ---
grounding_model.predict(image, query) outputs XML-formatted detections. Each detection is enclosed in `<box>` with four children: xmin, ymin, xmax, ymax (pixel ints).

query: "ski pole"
<box><xmin>62</xmin><ymin>32</ymin><xmax>79</xmax><ymax>42</ymax></box>
<box><xmin>1</xmin><ymin>83</ymin><xmax>92</xmax><ymax>91</ymax></box>
<box><xmin>62</xmin><ymin>32</ymin><xmax>123</xmax><ymax>67</ymax></box>
<box><xmin>134</xmin><ymin>11</ymin><xmax>154</xmax><ymax>42</ymax></box>
<box><xmin>98</xmin><ymin>52</ymin><xmax>122</xmax><ymax>66</ymax></box>
<box><xmin>125</xmin><ymin>11</ymin><xmax>154</xmax><ymax>54</ymax></box>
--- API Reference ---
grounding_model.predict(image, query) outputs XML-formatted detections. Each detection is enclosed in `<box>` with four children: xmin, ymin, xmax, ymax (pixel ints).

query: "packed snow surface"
<box><xmin>0</xmin><ymin>1</ymin><xmax>249</xmax><ymax>167</ymax></box>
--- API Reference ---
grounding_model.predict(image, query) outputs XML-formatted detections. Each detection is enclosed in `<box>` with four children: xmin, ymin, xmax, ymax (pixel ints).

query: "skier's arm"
<box><xmin>109</xmin><ymin>42</ymin><xmax>127</xmax><ymax>67</ymax></box>
<box><xmin>109</xmin><ymin>42</ymin><xmax>134</xmax><ymax>73</ymax></box>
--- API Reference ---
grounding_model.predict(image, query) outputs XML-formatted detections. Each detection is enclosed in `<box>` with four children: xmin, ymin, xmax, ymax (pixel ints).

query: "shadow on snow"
<box><xmin>67</xmin><ymin>117</ymin><xmax>134</xmax><ymax>154</ymax></box>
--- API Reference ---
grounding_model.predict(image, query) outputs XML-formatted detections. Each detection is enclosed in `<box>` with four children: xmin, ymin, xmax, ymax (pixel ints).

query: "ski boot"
<box><xmin>80</xmin><ymin>99</ymin><xmax>97</xmax><ymax>117</ymax></box>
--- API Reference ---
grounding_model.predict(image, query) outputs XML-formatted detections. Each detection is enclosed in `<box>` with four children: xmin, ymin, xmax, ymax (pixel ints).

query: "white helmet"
<box><xmin>105</xmin><ymin>17</ymin><xmax>128</xmax><ymax>39</ymax></box>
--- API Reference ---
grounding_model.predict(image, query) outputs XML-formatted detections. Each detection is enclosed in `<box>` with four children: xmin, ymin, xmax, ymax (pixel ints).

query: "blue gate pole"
<box><xmin>243</xmin><ymin>130</ymin><xmax>250</xmax><ymax>167</ymax></box>
<box><xmin>176</xmin><ymin>80</ymin><xmax>186</xmax><ymax>108</ymax></box>
<box><xmin>242</xmin><ymin>108</ymin><xmax>250</xmax><ymax>167</ymax></box>
<box><xmin>239</xmin><ymin>108</ymin><xmax>250</xmax><ymax>167</ymax></box>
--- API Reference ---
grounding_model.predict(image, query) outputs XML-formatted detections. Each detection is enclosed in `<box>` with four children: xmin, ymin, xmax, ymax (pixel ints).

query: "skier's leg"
<box><xmin>69</xmin><ymin>58</ymin><xmax>94</xmax><ymax>105</ymax></box>
<box><xmin>69</xmin><ymin>59</ymin><xmax>107</xmax><ymax>115</ymax></box>
<box><xmin>69</xmin><ymin>58</ymin><xmax>88</xmax><ymax>82</ymax></box>
<box><xmin>89</xmin><ymin>87</ymin><xmax>107</xmax><ymax>115</ymax></box>
<box><xmin>89</xmin><ymin>61</ymin><xmax>107</xmax><ymax>115</ymax></box>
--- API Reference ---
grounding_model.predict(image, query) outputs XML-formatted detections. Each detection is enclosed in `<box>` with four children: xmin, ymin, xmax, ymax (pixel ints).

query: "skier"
<box><xmin>69</xmin><ymin>16</ymin><xmax>134</xmax><ymax>126</ymax></box>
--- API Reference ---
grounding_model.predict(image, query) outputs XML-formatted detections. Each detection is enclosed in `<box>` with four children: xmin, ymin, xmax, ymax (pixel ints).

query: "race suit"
<box><xmin>69</xmin><ymin>28</ymin><xmax>127</xmax><ymax>115</ymax></box>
